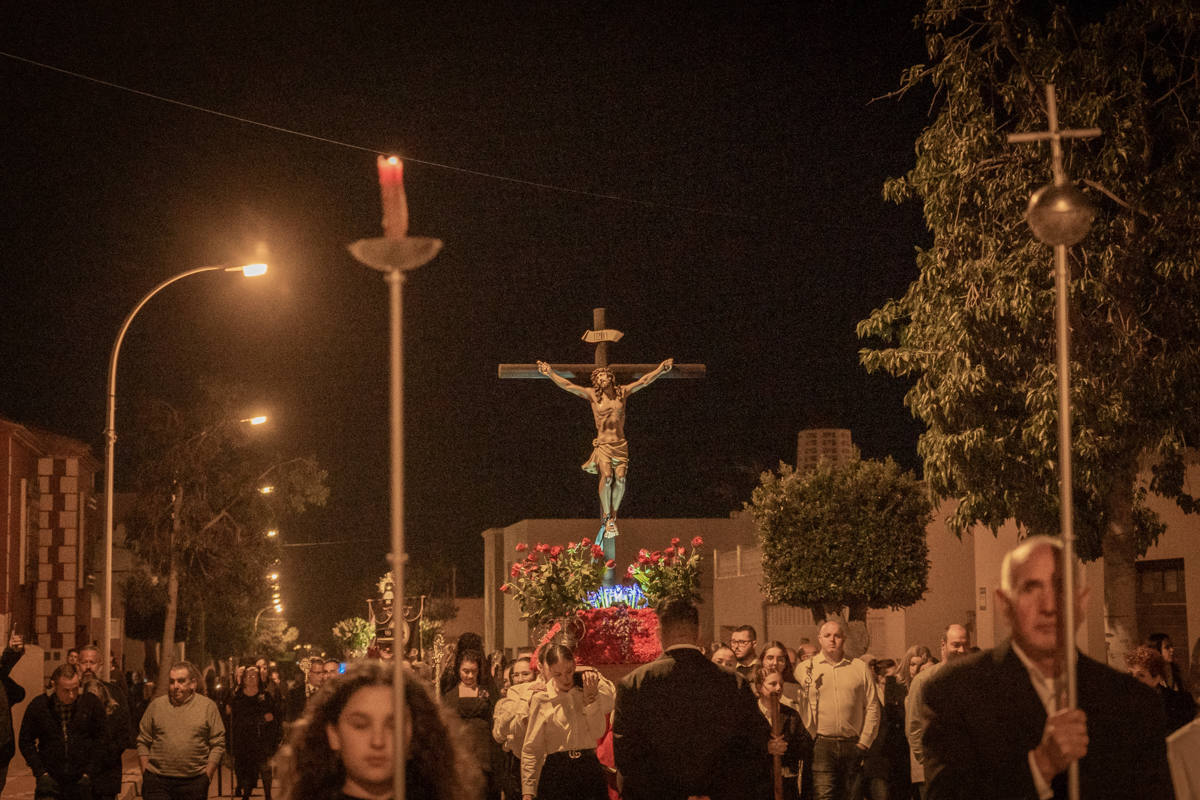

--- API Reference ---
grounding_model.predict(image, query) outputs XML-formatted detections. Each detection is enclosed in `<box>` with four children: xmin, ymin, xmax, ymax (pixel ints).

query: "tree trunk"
<box><xmin>1102</xmin><ymin>481</ymin><xmax>1138</xmax><ymax>668</ymax></box>
<box><xmin>846</xmin><ymin>602</ymin><xmax>870</xmax><ymax>659</ymax></box>
<box><xmin>143</xmin><ymin>641</ymin><xmax>159</xmax><ymax>681</ymax></box>
<box><xmin>191</xmin><ymin>601</ymin><xmax>207</xmax><ymax>676</ymax></box>
<box><xmin>156</xmin><ymin>488</ymin><xmax>183</xmax><ymax>695</ymax></box>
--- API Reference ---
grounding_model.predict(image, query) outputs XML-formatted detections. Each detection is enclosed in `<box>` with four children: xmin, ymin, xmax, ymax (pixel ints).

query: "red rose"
<box><xmin>526</xmin><ymin>552</ymin><xmax>538</xmax><ymax>562</ymax></box>
<box><xmin>606</xmin><ymin>560</ymin><xmax>615</xmax><ymax>569</ymax></box>
<box><xmin>665</xmin><ymin>546</ymin><xmax>676</xmax><ymax>556</ymax></box>
<box><xmin>500</xmin><ymin>583</ymin><xmax>510</xmax><ymax>592</ymax></box>
<box><xmin>651</xmin><ymin>551</ymin><xmax>662</xmax><ymax>561</ymax></box>
<box><xmin>591</xmin><ymin>545</ymin><xmax>605</xmax><ymax>559</ymax></box>
<box><xmin>536</xmin><ymin>543</ymin><xmax>551</xmax><ymax>553</ymax></box>
<box><xmin>550</xmin><ymin>545</ymin><xmax>564</xmax><ymax>558</ymax></box>
<box><xmin>510</xmin><ymin>564</ymin><xmax>520</xmax><ymax>577</ymax></box>
<box><xmin>581</xmin><ymin>538</ymin><xmax>591</xmax><ymax>547</ymax></box>
<box><xmin>626</xmin><ymin>565</ymin><xmax>636</xmax><ymax>577</ymax></box>
<box><xmin>691</xmin><ymin>536</ymin><xmax>704</xmax><ymax>547</ymax></box>
<box><xmin>639</xmin><ymin>549</ymin><xmax>649</xmax><ymax>558</ymax></box>
<box><xmin>671</xmin><ymin>537</ymin><xmax>681</xmax><ymax>545</ymax></box>
<box><xmin>677</xmin><ymin>547</ymin><xmax>686</xmax><ymax>557</ymax></box>
<box><xmin>515</xmin><ymin>542</ymin><xmax>528</xmax><ymax>552</ymax></box>
<box><xmin>638</xmin><ymin>555</ymin><xmax>650</xmax><ymax>565</ymax></box>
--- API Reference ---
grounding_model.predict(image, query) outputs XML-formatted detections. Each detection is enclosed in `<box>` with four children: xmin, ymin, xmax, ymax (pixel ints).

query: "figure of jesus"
<box><xmin>536</xmin><ymin>358</ymin><xmax>673</xmax><ymax>537</ymax></box>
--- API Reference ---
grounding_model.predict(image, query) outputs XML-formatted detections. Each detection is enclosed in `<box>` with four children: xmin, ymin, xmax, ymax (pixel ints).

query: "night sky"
<box><xmin>1</xmin><ymin>2</ymin><xmax>931</xmax><ymax>646</ymax></box>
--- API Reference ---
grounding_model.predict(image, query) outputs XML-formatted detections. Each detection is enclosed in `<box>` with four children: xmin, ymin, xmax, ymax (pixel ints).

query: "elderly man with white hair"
<box><xmin>921</xmin><ymin>535</ymin><xmax>1172</xmax><ymax>800</ymax></box>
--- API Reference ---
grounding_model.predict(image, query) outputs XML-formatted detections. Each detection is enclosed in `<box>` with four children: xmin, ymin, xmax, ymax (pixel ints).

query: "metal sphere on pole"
<box><xmin>348</xmin><ymin>155</ymin><xmax>441</xmax><ymax>800</ymax></box>
<box><xmin>101</xmin><ymin>262</ymin><xmax>267</xmax><ymax>681</ymax></box>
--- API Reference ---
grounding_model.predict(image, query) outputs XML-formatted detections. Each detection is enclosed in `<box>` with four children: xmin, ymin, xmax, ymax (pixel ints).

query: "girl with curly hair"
<box><xmin>274</xmin><ymin>660</ymin><xmax>481</xmax><ymax>800</ymax></box>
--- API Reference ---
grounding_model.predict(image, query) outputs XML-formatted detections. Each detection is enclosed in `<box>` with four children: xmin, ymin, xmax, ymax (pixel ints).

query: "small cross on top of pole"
<box><xmin>1007</xmin><ymin>84</ymin><xmax>1101</xmax><ymax>185</ymax></box>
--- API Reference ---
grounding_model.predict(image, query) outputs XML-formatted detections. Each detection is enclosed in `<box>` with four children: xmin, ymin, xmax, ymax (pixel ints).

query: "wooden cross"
<box><xmin>1007</xmin><ymin>83</ymin><xmax>1100</xmax><ymax>185</ymax></box>
<box><xmin>497</xmin><ymin>307</ymin><xmax>707</xmax><ymax>380</ymax></box>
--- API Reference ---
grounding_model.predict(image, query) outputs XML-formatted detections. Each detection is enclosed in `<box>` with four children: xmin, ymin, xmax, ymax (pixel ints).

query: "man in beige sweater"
<box><xmin>137</xmin><ymin>661</ymin><xmax>225</xmax><ymax>800</ymax></box>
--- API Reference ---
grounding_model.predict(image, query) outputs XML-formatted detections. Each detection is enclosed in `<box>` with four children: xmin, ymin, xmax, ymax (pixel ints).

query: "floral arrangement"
<box><xmin>501</xmin><ymin>539</ymin><xmax>614</xmax><ymax>625</ymax></box>
<box><xmin>574</xmin><ymin>606</ymin><xmax>662</xmax><ymax>665</ymax></box>
<box><xmin>626</xmin><ymin>536</ymin><xmax>705</xmax><ymax>605</ymax></box>
<box><xmin>332</xmin><ymin>616</ymin><xmax>376</xmax><ymax>659</ymax></box>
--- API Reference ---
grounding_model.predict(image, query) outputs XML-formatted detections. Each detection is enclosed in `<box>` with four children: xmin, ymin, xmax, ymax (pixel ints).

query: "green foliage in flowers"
<box><xmin>748</xmin><ymin>458</ymin><xmax>931</xmax><ymax>621</ymax></box>
<box><xmin>626</xmin><ymin>536</ymin><xmax>705</xmax><ymax>606</ymax></box>
<box><xmin>332</xmin><ymin>616</ymin><xmax>376</xmax><ymax>658</ymax></box>
<box><xmin>501</xmin><ymin>539</ymin><xmax>613</xmax><ymax>625</ymax></box>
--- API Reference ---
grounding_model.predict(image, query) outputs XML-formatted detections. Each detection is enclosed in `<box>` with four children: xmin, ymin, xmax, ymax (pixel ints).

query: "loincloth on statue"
<box><xmin>581</xmin><ymin>438</ymin><xmax>629</xmax><ymax>474</ymax></box>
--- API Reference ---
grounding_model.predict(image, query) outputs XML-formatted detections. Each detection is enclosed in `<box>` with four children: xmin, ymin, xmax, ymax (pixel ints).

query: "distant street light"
<box><xmin>265</xmin><ymin>528</ymin><xmax>279</xmax><ymax>539</ymax></box>
<box><xmin>253</xmin><ymin>604</ymin><xmax>284</xmax><ymax>635</ymax></box>
<box><xmin>102</xmin><ymin>262</ymin><xmax>268</xmax><ymax>681</ymax></box>
<box><xmin>244</xmin><ymin>415</ymin><xmax>268</xmax><ymax>426</ymax></box>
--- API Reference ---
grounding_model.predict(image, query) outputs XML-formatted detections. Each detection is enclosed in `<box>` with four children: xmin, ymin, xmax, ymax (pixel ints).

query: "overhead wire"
<box><xmin>0</xmin><ymin>49</ymin><xmax>761</xmax><ymax>222</ymax></box>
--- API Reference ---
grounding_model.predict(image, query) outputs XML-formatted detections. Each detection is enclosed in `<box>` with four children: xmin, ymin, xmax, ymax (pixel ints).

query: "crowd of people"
<box><xmin>0</xmin><ymin>534</ymin><xmax>1196</xmax><ymax>800</ymax></box>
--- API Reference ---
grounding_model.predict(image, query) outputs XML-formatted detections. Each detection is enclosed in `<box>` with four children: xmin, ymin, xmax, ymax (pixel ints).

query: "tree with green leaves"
<box><xmin>747</xmin><ymin>458</ymin><xmax>932</xmax><ymax>633</ymax></box>
<box><xmin>858</xmin><ymin>0</ymin><xmax>1200</xmax><ymax>664</ymax></box>
<box><xmin>124</xmin><ymin>384</ymin><xmax>328</xmax><ymax>692</ymax></box>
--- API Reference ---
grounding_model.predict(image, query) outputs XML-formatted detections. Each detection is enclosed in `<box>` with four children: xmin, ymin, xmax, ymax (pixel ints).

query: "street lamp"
<box><xmin>253</xmin><ymin>604</ymin><xmax>284</xmax><ymax>635</ymax></box>
<box><xmin>102</xmin><ymin>262</ymin><xmax>267</xmax><ymax>680</ymax></box>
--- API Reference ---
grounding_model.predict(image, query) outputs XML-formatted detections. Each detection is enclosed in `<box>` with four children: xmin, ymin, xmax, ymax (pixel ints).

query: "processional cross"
<box><xmin>1007</xmin><ymin>84</ymin><xmax>1100</xmax><ymax>800</ymax></box>
<box><xmin>499</xmin><ymin>307</ymin><xmax>705</xmax><ymax>577</ymax></box>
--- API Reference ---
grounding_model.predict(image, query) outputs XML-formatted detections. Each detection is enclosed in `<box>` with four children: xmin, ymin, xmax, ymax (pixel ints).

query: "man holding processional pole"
<box><xmin>919</xmin><ymin>85</ymin><xmax>1173</xmax><ymax>800</ymax></box>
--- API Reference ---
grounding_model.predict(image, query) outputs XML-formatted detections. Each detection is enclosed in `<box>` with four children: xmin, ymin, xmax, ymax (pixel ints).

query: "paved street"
<box><xmin>2</xmin><ymin>752</ymin><xmax>256</xmax><ymax>799</ymax></box>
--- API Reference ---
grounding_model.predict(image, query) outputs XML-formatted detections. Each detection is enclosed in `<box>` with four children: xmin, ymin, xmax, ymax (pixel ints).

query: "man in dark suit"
<box><xmin>922</xmin><ymin>535</ymin><xmax>1173</xmax><ymax>800</ymax></box>
<box><xmin>19</xmin><ymin>663</ymin><xmax>106</xmax><ymax>799</ymax></box>
<box><xmin>0</xmin><ymin>631</ymin><xmax>27</xmax><ymax>794</ymax></box>
<box><xmin>613</xmin><ymin>598</ymin><xmax>770</xmax><ymax>800</ymax></box>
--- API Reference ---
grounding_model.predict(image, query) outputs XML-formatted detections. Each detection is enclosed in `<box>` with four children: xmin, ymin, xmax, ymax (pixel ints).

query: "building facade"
<box><xmin>1</xmin><ymin>417</ymin><xmax>102</xmax><ymax>663</ymax></box>
<box><xmin>795</xmin><ymin>428</ymin><xmax>859</xmax><ymax>473</ymax></box>
<box><xmin>481</xmin><ymin>487</ymin><xmax>1200</xmax><ymax>676</ymax></box>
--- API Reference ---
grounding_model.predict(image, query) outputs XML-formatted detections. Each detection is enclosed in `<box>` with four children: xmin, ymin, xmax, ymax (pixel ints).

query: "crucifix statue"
<box><xmin>499</xmin><ymin>308</ymin><xmax>705</xmax><ymax>575</ymax></box>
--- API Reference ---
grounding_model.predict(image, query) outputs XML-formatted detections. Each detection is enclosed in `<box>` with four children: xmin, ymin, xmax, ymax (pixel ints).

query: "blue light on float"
<box><xmin>585</xmin><ymin>583</ymin><xmax>649</xmax><ymax>609</ymax></box>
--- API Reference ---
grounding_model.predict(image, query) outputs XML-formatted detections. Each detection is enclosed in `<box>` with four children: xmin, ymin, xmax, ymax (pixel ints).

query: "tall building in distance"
<box><xmin>795</xmin><ymin>428</ymin><xmax>859</xmax><ymax>472</ymax></box>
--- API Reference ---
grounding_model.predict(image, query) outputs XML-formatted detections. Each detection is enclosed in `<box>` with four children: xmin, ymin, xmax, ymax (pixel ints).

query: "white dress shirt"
<box><xmin>520</xmin><ymin>673</ymin><xmax>615</xmax><ymax>796</ymax></box>
<box><xmin>795</xmin><ymin>652</ymin><xmax>880</xmax><ymax>749</ymax></box>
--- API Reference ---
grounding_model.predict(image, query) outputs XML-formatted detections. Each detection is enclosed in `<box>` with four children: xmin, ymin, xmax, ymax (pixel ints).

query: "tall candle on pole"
<box><xmin>348</xmin><ymin>155</ymin><xmax>442</xmax><ymax>800</ymax></box>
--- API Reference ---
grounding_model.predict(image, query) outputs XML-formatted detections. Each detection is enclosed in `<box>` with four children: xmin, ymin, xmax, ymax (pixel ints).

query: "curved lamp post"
<box><xmin>101</xmin><ymin>262</ymin><xmax>267</xmax><ymax>680</ymax></box>
<box><xmin>253</xmin><ymin>603</ymin><xmax>284</xmax><ymax>635</ymax></box>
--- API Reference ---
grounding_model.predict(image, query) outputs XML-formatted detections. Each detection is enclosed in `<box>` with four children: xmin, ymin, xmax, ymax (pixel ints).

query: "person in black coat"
<box><xmin>81</xmin><ymin>675</ymin><xmax>135</xmax><ymax>800</ymax></box>
<box><xmin>77</xmin><ymin>644</ymin><xmax>135</xmax><ymax>800</ymax></box>
<box><xmin>1126</xmin><ymin>643</ymin><xmax>1198</xmax><ymax>734</ymax></box>
<box><xmin>19</xmin><ymin>664</ymin><xmax>105</xmax><ymax>799</ymax></box>
<box><xmin>0</xmin><ymin>631</ymin><xmax>26</xmax><ymax>794</ymax></box>
<box><xmin>227</xmin><ymin>663</ymin><xmax>281</xmax><ymax>800</ymax></box>
<box><xmin>922</xmin><ymin>537</ymin><xmax>1172</xmax><ymax>800</ymax></box>
<box><xmin>753</xmin><ymin>667</ymin><xmax>813</xmax><ymax>800</ymax></box>
<box><xmin>613</xmin><ymin>598</ymin><xmax>771</xmax><ymax>800</ymax></box>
